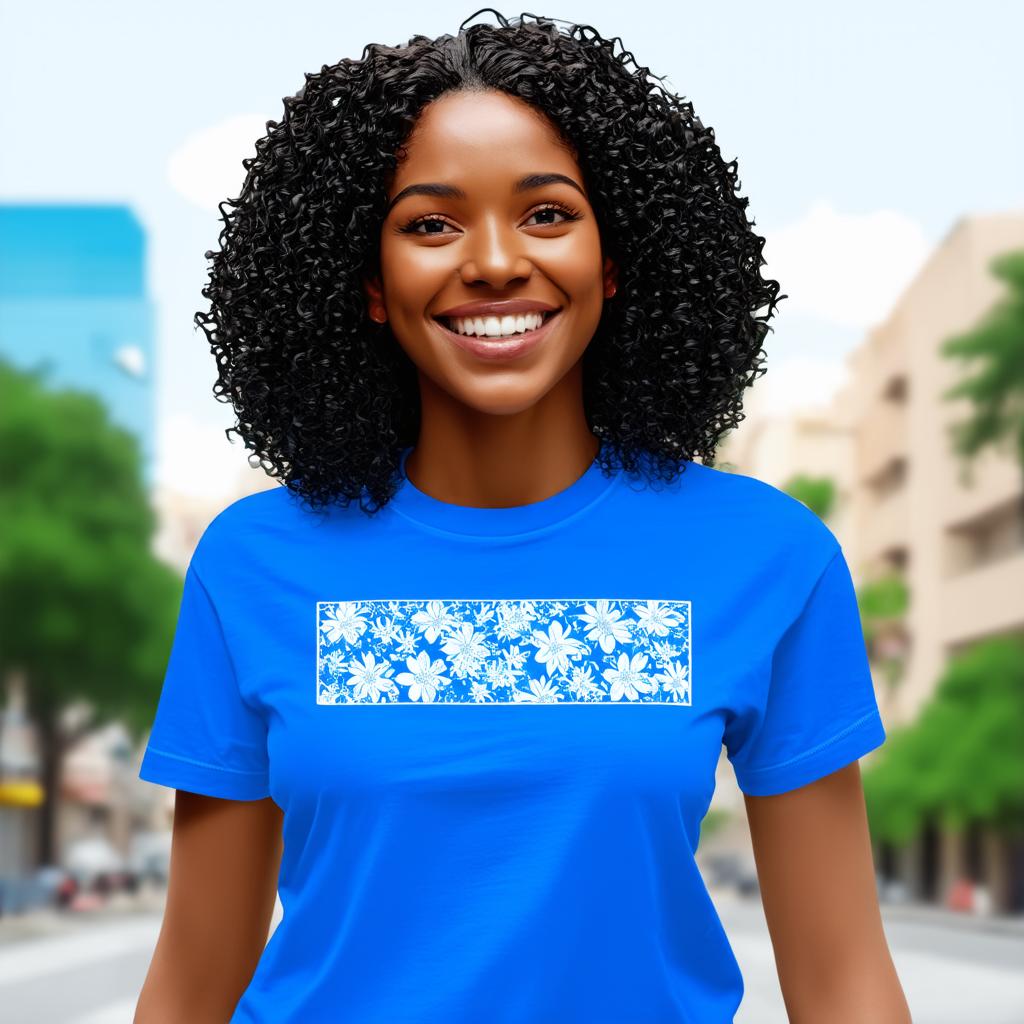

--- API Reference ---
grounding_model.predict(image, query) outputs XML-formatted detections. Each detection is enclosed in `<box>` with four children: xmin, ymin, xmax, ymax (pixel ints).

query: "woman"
<box><xmin>135</xmin><ymin>11</ymin><xmax>911</xmax><ymax>1022</ymax></box>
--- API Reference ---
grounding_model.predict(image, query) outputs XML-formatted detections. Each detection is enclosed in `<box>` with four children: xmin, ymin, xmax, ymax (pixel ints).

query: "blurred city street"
<box><xmin>1</xmin><ymin>883</ymin><xmax>1022</xmax><ymax>1023</ymax></box>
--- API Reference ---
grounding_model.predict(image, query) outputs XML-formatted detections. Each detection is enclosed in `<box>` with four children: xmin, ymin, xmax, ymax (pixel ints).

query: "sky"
<box><xmin>1</xmin><ymin>1</ymin><xmax>1022</xmax><ymax>500</ymax></box>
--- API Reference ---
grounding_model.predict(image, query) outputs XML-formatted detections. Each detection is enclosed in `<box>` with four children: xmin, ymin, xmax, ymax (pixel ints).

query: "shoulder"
<box><xmin>669</xmin><ymin>459</ymin><xmax>840</xmax><ymax>564</ymax></box>
<box><xmin>189</xmin><ymin>485</ymin><xmax>297</xmax><ymax>571</ymax></box>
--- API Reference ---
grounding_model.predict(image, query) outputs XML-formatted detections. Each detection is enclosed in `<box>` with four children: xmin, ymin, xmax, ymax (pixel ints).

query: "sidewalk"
<box><xmin>0</xmin><ymin>884</ymin><xmax>166</xmax><ymax>948</ymax></box>
<box><xmin>3</xmin><ymin>882</ymin><xmax>1022</xmax><ymax>949</ymax></box>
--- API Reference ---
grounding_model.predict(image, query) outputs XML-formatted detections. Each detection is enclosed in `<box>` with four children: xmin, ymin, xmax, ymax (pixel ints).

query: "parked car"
<box><xmin>64</xmin><ymin>835</ymin><xmax>129</xmax><ymax>892</ymax></box>
<box><xmin>734</xmin><ymin>862</ymin><xmax>760</xmax><ymax>897</ymax></box>
<box><xmin>0</xmin><ymin>865</ymin><xmax>77</xmax><ymax>916</ymax></box>
<box><xmin>701</xmin><ymin>850</ymin><xmax>760</xmax><ymax>896</ymax></box>
<box><xmin>702</xmin><ymin>851</ymin><xmax>743</xmax><ymax>888</ymax></box>
<box><xmin>31</xmin><ymin>864</ymin><xmax>76</xmax><ymax>908</ymax></box>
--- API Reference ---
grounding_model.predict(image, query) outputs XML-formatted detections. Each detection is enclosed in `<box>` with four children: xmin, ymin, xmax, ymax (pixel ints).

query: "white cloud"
<box><xmin>166</xmin><ymin>114</ymin><xmax>270</xmax><ymax>213</ymax></box>
<box><xmin>762</xmin><ymin>199</ymin><xmax>931</xmax><ymax>330</ymax></box>
<box><xmin>113</xmin><ymin>343</ymin><xmax>146</xmax><ymax>378</ymax></box>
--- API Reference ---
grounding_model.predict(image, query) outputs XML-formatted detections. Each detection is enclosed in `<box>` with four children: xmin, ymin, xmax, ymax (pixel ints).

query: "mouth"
<box><xmin>430</xmin><ymin>309</ymin><xmax>563</xmax><ymax>362</ymax></box>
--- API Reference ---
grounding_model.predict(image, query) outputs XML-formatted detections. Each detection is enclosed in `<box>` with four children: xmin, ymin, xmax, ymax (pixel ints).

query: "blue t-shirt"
<box><xmin>138</xmin><ymin>446</ymin><xmax>886</xmax><ymax>1023</ymax></box>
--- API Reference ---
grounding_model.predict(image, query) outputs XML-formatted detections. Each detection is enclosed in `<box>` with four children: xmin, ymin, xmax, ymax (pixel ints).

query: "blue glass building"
<box><xmin>0</xmin><ymin>204</ymin><xmax>156</xmax><ymax>484</ymax></box>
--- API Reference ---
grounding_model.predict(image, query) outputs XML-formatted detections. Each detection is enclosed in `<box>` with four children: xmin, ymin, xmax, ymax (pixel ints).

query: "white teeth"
<box><xmin>444</xmin><ymin>311</ymin><xmax>548</xmax><ymax>337</ymax></box>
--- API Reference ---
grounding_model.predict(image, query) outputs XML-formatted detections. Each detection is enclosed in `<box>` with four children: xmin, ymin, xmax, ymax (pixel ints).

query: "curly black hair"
<box><xmin>196</xmin><ymin>9</ymin><xmax>785</xmax><ymax>517</ymax></box>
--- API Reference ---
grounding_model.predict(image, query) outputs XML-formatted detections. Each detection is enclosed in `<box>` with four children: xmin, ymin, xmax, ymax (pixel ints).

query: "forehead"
<box><xmin>390</xmin><ymin>90</ymin><xmax>579</xmax><ymax>190</ymax></box>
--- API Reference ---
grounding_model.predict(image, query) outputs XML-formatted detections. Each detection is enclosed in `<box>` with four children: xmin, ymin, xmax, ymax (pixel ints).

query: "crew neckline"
<box><xmin>388</xmin><ymin>444</ymin><xmax>623</xmax><ymax>537</ymax></box>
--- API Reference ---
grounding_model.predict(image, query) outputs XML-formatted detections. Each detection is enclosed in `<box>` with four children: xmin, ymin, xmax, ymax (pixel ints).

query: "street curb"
<box><xmin>0</xmin><ymin>889</ymin><xmax>165</xmax><ymax>948</ymax></box>
<box><xmin>708</xmin><ymin>879</ymin><xmax>1024</xmax><ymax>940</ymax></box>
<box><xmin>880</xmin><ymin>901</ymin><xmax>1024</xmax><ymax>938</ymax></box>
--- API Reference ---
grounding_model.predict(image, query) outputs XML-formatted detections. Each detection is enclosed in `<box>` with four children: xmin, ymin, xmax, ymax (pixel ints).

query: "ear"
<box><xmin>362</xmin><ymin>272</ymin><xmax>383</xmax><ymax>308</ymax></box>
<box><xmin>603</xmin><ymin>256</ymin><xmax>619</xmax><ymax>298</ymax></box>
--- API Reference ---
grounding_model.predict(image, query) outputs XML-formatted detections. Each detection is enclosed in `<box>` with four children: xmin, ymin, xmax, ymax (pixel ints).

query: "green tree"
<box><xmin>783</xmin><ymin>473</ymin><xmax>837</xmax><ymax>521</ymax></box>
<box><xmin>696</xmin><ymin>807</ymin><xmax>732</xmax><ymax>849</ymax></box>
<box><xmin>862</xmin><ymin>635</ymin><xmax>1024</xmax><ymax>845</ymax></box>
<box><xmin>0</xmin><ymin>358</ymin><xmax>183</xmax><ymax>865</ymax></box>
<box><xmin>940</xmin><ymin>247</ymin><xmax>1024</xmax><ymax>493</ymax></box>
<box><xmin>856</xmin><ymin>572</ymin><xmax>911</xmax><ymax>693</ymax></box>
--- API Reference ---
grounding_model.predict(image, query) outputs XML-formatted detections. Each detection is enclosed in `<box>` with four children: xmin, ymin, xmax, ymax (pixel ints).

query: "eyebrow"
<box><xmin>385</xmin><ymin>172</ymin><xmax>587</xmax><ymax>217</ymax></box>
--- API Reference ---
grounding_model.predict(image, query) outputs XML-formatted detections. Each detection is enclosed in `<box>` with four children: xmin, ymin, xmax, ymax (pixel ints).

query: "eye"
<box><xmin>398</xmin><ymin>215</ymin><xmax>457</xmax><ymax>236</ymax></box>
<box><xmin>524</xmin><ymin>202</ymin><xmax>582</xmax><ymax>227</ymax></box>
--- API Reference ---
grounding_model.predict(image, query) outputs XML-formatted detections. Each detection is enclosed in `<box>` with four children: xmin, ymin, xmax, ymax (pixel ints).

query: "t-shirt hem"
<box><xmin>138</xmin><ymin>745</ymin><xmax>271</xmax><ymax>801</ymax></box>
<box><xmin>733</xmin><ymin>708</ymin><xmax>887</xmax><ymax>796</ymax></box>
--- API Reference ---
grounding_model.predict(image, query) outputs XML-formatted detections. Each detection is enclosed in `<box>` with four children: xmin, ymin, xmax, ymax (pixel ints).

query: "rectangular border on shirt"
<box><xmin>316</xmin><ymin>598</ymin><xmax>692</xmax><ymax>706</ymax></box>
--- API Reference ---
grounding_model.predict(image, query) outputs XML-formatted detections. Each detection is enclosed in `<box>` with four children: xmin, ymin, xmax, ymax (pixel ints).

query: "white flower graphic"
<box><xmin>655</xmin><ymin>662</ymin><xmax>691</xmax><ymax>703</ymax></box>
<box><xmin>531</xmin><ymin>620</ymin><xmax>588</xmax><ymax>676</ymax></box>
<box><xmin>651</xmin><ymin>639</ymin><xmax>682</xmax><ymax>663</ymax></box>
<box><xmin>346</xmin><ymin>651</ymin><xmax>395</xmax><ymax>702</ymax></box>
<box><xmin>440</xmin><ymin>621</ymin><xmax>490</xmax><ymax>677</ymax></box>
<box><xmin>371</xmin><ymin>614</ymin><xmax>403</xmax><ymax>646</ymax></box>
<box><xmin>501</xmin><ymin>644</ymin><xmax>530</xmax><ymax>672</ymax></box>
<box><xmin>512</xmin><ymin>675</ymin><xmax>564</xmax><ymax>703</ymax></box>
<box><xmin>470</xmin><ymin>680</ymin><xmax>493</xmax><ymax>702</ymax></box>
<box><xmin>495</xmin><ymin>600</ymin><xmax>537</xmax><ymax>640</ymax></box>
<box><xmin>393</xmin><ymin>627</ymin><xmax>420</xmax><ymax>656</ymax></box>
<box><xmin>472</xmin><ymin>604</ymin><xmax>496</xmax><ymax>628</ymax></box>
<box><xmin>603</xmin><ymin>651</ymin><xmax>656</xmax><ymax>702</ymax></box>
<box><xmin>484</xmin><ymin>659</ymin><xmax>518</xmax><ymax>690</ymax></box>
<box><xmin>634</xmin><ymin>601</ymin><xmax>685</xmax><ymax>637</ymax></box>
<box><xmin>567</xmin><ymin>665</ymin><xmax>601</xmax><ymax>699</ymax></box>
<box><xmin>320</xmin><ymin>602</ymin><xmax>369</xmax><ymax>646</ymax></box>
<box><xmin>411</xmin><ymin>600</ymin><xmax>459</xmax><ymax>643</ymax></box>
<box><xmin>579</xmin><ymin>600</ymin><xmax>632</xmax><ymax>653</ymax></box>
<box><xmin>395</xmin><ymin>650</ymin><xmax>450</xmax><ymax>703</ymax></box>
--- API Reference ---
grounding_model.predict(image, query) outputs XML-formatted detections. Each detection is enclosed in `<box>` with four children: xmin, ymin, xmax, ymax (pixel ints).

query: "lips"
<box><xmin>434</xmin><ymin>298</ymin><xmax>561</xmax><ymax>318</ymax></box>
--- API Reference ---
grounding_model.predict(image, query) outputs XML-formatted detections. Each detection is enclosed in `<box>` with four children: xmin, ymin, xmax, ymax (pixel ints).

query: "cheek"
<box><xmin>378</xmin><ymin>241</ymin><xmax>448</xmax><ymax>306</ymax></box>
<box><xmin>543</xmin><ymin>230</ymin><xmax>607</xmax><ymax>300</ymax></box>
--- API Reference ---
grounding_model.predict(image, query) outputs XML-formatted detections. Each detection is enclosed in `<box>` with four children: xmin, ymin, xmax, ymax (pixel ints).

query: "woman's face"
<box><xmin>365</xmin><ymin>89</ymin><xmax>617</xmax><ymax>417</ymax></box>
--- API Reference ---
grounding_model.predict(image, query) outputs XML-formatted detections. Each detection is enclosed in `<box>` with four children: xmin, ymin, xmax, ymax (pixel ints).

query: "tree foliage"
<box><xmin>941</xmin><ymin>247</ymin><xmax>1024</xmax><ymax>481</ymax></box>
<box><xmin>783</xmin><ymin>473</ymin><xmax>836</xmax><ymax>522</ymax></box>
<box><xmin>863</xmin><ymin>635</ymin><xmax>1024</xmax><ymax>843</ymax></box>
<box><xmin>0</xmin><ymin>357</ymin><xmax>182</xmax><ymax>746</ymax></box>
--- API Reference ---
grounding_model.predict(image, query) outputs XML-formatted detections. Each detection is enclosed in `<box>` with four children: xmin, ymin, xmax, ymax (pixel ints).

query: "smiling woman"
<box><xmin>136</xmin><ymin>9</ymin><xmax>909</xmax><ymax>1024</ymax></box>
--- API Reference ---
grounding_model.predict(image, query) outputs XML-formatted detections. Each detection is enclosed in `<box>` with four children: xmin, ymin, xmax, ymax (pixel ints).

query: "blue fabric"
<box><xmin>139</xmin><ymin>446</ymin><xmax>886</xmax><ymax>1023</ymax></box>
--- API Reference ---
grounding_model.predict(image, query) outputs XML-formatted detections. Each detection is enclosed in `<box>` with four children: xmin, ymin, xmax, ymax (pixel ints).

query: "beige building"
<box><xmin>152</xmin><ymin>463</ymin><xmax>277</xmax><ymax>573</ymax></box>
<box><xmin>710</xmin><ymin>211</ymin><xmax>1024</xmax><ymax>915</ymax></box>
<box><xmin>845</xmin><ymin>212</ymin><xmax>1024</xmax><ymax>724</ymax></box>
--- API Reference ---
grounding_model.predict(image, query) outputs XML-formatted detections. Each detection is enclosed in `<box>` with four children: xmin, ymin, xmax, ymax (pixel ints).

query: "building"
<box><xmin>0</xmin><ymin>203</ymin><xmax>156</xmax><ymax>484</ymax></box>
<box><xmin>709</xmin><ymin>210</ymin><xmax>1024</xmax><ymax>915</ymax></box>
<box><xmin>843</xmin><ymin>211</ymin><xmax>1024</xmax><ymax>912</ymax></box>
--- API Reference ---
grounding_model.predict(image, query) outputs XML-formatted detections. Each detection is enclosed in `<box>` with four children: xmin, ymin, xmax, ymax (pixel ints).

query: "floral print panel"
<box><xmin>316</xmin><ymin>598</ymin><xmax>692</xmax><ymax>705</ymax></box>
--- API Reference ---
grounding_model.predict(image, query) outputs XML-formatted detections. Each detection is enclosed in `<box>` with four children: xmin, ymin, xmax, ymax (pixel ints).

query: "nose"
<box><xmin>458</xmin><ymin>216</ymin><xmax>533</xmax><ymax>287</ymax></box>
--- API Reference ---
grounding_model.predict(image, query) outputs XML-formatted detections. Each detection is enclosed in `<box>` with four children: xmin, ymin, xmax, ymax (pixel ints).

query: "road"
<box><xmin>715</xmin><ymin>887</ymin><xmax>1024</xmax><ymax>1023</ymax></box>
<box><xmin>0</xmin><ymin>887</ymin><xmax>1022</xmax><ymax>1022</ymax></box>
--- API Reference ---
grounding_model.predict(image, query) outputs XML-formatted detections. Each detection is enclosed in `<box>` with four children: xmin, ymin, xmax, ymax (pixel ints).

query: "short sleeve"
<box><xmin>138</xmin><ymin>557</ymin><xmax>271</xmax><ymax>801</ymax></box>
<box><xmin>725</xmin><ymin>545</ymin><xmax>887</xmax><ymax>796</ymax></box>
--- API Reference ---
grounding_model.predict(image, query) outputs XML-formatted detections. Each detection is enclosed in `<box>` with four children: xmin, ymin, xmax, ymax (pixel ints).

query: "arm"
<box><xmin>134</xmin><ymin>791</ymin><xmax>284</xmax><ymax>1023</ymax></box>
<box><xmin>744</xmin><ymin>762</ymin><xmax>912</xmax><ymax>1024</ymax></box>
